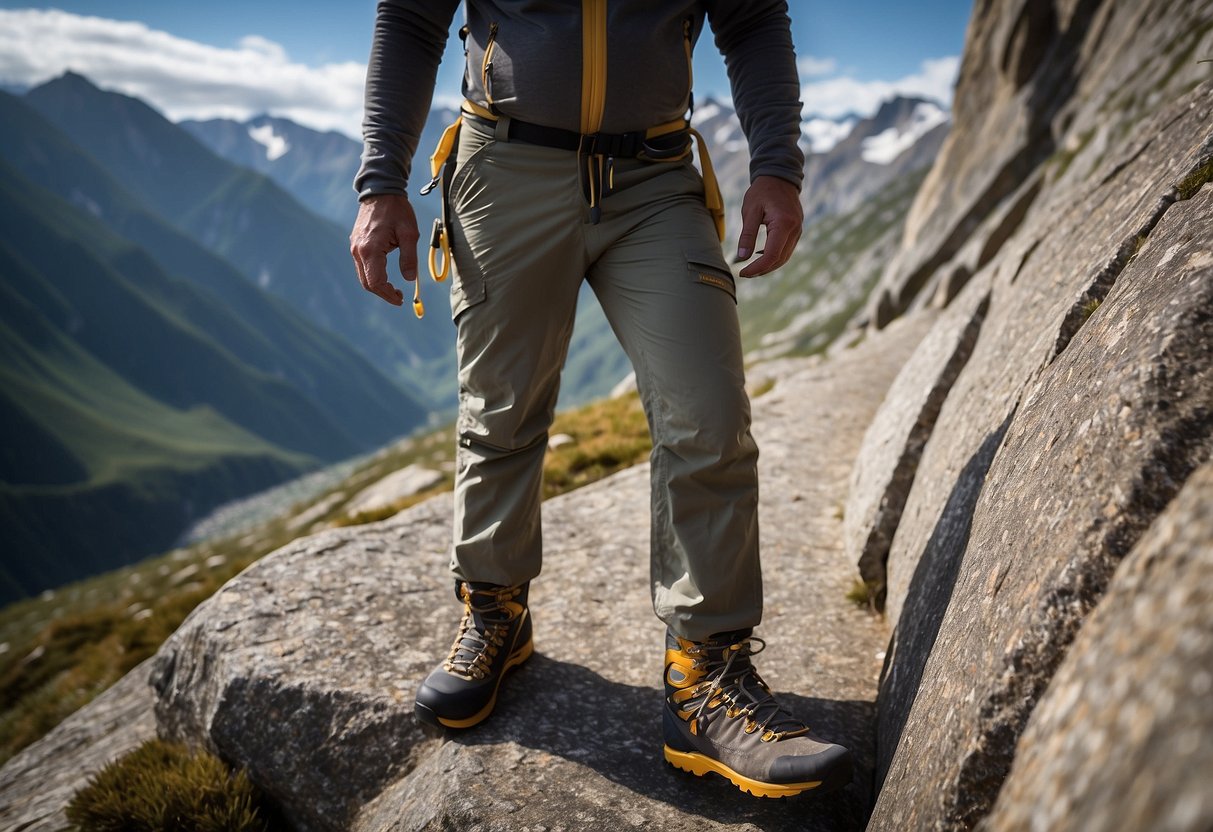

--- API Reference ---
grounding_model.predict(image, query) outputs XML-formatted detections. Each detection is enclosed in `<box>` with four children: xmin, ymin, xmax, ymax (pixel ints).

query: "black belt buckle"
<box><xmin>638</xmin><ymin>130</ymin><xmax>691</xmax><ymax>162</ymax></box>
<box><xmin>585</xmin><ymin>130</ymin><xmax>644</xmax><ymax>158</ymax></box>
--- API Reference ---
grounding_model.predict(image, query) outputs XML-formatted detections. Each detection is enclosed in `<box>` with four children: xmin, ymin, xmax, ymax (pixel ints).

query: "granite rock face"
<box><xmin>148</xmin><ymin>319</ymin><xmax>931</xmax><ymax>832</ymax></box>
<box><xmin>871</xmin><ymin>152</ymin><xmax>1213</xmax><ymax>830</ymax></box>
<box><xmin>150</xmin><ymin>505</ymin><xmax>453</xmax><ymax>832</ymax></box>
<box><xmin>982</xmin><ymin>460</ymin><xmax>1213</xmax><ymax>832</ymax></box>
<box><xmin>845</xmin><ymin>273</ymin><xmax>990</xmax><ymax>601</ymax></box>
<box><xmin>883</xmin><ymin>81</ymin><xmax>1213</xmax><ymax>634</ymax></box>
<box><xmin>0</xmin><ymin>660</ymin><xmax>156</xmax><ymax>832</ymax></box>
<box><xmin>868</xmin><ymin>0</ymin><xmax>1213</xmax><ymax>323</ymax></box>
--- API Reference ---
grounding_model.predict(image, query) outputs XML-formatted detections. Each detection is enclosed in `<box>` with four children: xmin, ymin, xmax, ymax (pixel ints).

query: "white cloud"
<box><xmin>0</xmin><ymin>9</ymin><xmax>367</xmax><ymax>138</ymax></box>
<box><xmin>800</xmin><ymin>56</ymin><xmax>960</xmax><ymax>119</ymax></box>
<box><xmin>796</xmin><ymin>55</ymin><xmax>837</xmax><ymax>78</ymax></box>
<box><xmin>0</xmin><ymin>9</ymin><xmax>960</xmax><ymax>146</ymax></box>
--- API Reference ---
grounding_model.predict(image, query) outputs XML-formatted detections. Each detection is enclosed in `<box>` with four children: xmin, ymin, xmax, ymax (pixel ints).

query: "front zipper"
<box><xmin>482</xmin><ymin>22</ymin><xmax>499</xmax><ymax>106</ymax></box>
<box><xmin>580</xmin><ymin>0</ymin><xmax>607</xmax><ymax>135</ymax></box>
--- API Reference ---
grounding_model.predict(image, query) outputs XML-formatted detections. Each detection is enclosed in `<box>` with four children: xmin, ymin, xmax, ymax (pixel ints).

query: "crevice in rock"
<box><xmin>976</xmin><ymin>175</ymin><xmax>1044</xmax><ymax>272</ymax></box>
<box><xmin>875</xmin><ymin>410</ymin><xmax>1015</xmax><ymax>790</ymax></box>
<box><xmin>1000</xmin><ymin>0</ymin><xmax>1059</xmax><ymax>91</ymax></box>
<box><xmin>886</xmin><ymin>141</ymin><xmax>1054</xmax><ymax>321</ymax></box>
<box><xmin>1094</xmin><ymin>104</ymin><xmax>1192</xmax><ymax>191</ymax></box>
<box><xmin>858</xmin><ymin>291</ymin><xmax>992</xmax><ymax>608</ymax></box>
<box><xmin>882</xmin><ymin>0</ymin><xmax>1103</xmax><ymax>325</ymax></box>
<box><xmin>1008</xmin><ymin>237</ymin><xmax>1042</xmax><ymax>284</ymax></box>
<box><xmin>1052</xmin><ymin>135</ymin><xmax>1213</xmax><ymax>362</ymax></box>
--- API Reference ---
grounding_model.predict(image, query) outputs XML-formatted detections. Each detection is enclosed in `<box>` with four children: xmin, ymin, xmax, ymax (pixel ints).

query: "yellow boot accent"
<box><xmin>663</xmin><ymin>746</ymin><xmax>823</xmax><ymax>798</ymax></box>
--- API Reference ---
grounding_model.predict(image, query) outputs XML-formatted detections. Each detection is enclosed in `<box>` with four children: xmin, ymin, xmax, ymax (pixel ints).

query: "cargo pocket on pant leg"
<box><xmin>448</xmin><ymin>221</ymin><xmax>487</xmax><ymax>321</ymax></box>
<box><xmin>684</xmin><ymin>247</ymin><xmax>737</xmax><ymax>303</ymax></box>
<box><xmin>447</xmin><ymin>129</ymin><xmax>495</xmax><ymax>321</ymax></box>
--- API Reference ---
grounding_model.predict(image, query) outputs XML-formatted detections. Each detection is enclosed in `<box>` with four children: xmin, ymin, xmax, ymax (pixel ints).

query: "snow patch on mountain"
<box><xmin>803</xmin><ymin>117</ymin><xmax>857</xmax><ymax>154</ymax></box>
<box><xmin>248</xmin><ymin>122</ymin><xmax>289</xmax><ymax>161</ymax></box>
<box><xmin>860</xmin><ymin>102</ymin><xmax>947</xmax><ymax>165</ymax></box>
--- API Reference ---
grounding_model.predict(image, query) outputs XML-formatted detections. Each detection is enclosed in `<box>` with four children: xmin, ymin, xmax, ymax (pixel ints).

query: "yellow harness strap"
<box><xmin>688</xmin><ymin>127</ymin><xmax>726</xmax><ymax>243</ymax></box>
<box><xmin>416</xmin><ymin>116</ymin><xmax>461</xmax><ymax>318</ymax></box>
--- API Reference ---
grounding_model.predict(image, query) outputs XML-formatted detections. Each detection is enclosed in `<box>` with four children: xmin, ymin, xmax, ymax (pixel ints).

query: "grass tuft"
<box><xmin>65</xmin><ymin>739</ymin><xmax>277</xmax><ymax>831</ymax></box>
<box><xmin>749</xmin><ymin>378</ymin><xmax>777</xmax><ymax>399</ymax></box>
<box><xmin>542</xmin><ymin>392</ymin><xmax>651</xmax><ymax>499</ymax></box>
<box><xmin>845</xmin><ymin>578</ymin><xmax>880</xmax><ymax>614</ymax></box>
<box><xmin>1177</xmin><ymin>157</ymin><xmax>1213</xmax><ymax>201</ymax></box>
<box><xmin>1080</xmin><ymin>297</ymin><xmax>1102</xmax><ymax>324</ymax></box>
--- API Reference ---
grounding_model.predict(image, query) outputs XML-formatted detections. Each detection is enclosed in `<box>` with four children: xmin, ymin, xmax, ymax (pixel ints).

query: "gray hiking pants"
<box><xmin>447</xmin><ymin>115</ymin><xmax>761</xmax><ymax>641</ymax></box>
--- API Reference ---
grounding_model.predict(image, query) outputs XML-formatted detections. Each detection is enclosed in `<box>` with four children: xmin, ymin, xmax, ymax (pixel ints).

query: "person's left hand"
<box><xmin>734</xmin><ymin>175</ymin><xmax>803</xmax><ymax>277</ymax></box>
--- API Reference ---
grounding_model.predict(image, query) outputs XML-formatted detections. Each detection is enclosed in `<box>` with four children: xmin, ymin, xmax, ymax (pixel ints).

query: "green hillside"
<box><xmin>0</xmin><ymin>285</ymin><xmax>308</xmax><ymax>599</ymax></box>
<box><xmin>0</xmin><ymin>91</ymin><xmax>428</xmax><ymax>443</ymax></box>
<box><xmin>0</xmin><ymin>166</ymin><xmax>349</xmax><ymax>601</ymax></box>
<box><xmin>0</xmin><ymin>165</ymin><xmax>358</xmax><ymax>462</ymax></box>
<box><xmin>22</xmin><ymin>74</ymin><xmax>655</xmax><ymax>411</ymax></box>
<box><xmin>24</xmin><ymin>73</ymin><xmax>458</xmax><ymax>409</ymax></box>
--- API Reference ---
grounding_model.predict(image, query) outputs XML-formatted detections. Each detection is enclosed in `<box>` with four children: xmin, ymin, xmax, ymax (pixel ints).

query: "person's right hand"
<box><xmin>349</xmin><ymin>193</ymin><xmax>419</xmax><ymax>307</ymax></box>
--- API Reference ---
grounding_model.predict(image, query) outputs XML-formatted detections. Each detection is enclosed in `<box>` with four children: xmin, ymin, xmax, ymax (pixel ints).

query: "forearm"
<box><xmin>708</xmin><ymin>0</ymin><xmax>804</xmax><ymax>189</ymax></box>
<box><xmin>355</xmin><ymin>0</ymin><xmax>460</xmax><ymax>199</ymax></box>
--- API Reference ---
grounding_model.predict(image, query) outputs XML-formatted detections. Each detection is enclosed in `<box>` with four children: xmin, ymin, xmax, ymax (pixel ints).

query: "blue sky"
<box><xmin>0</xmin><ymin>1</ymin><xmax>972</xmax><ymax>136</ymax></box>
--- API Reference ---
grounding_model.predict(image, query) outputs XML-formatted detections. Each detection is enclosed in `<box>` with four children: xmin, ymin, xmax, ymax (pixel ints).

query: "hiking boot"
<box><xmin>663</xmin><ymin>629</ymin><xmax>853</xmax><ymax>798</ymax></box>
<box><xmin>414</xmin><ymin>581</ymin><xmax>532</xmax><ymax>729</ymax></box>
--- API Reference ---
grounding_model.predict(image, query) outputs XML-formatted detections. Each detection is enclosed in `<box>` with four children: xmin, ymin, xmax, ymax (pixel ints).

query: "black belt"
<box><xmin>468</xmin><ymin>112</ymin><xmax>690</xmax><ymax>160</ymax></box>
<box><xmin>511</xmin><ymin>119</ymin><xmax>649</xmax><ymax>157</ymax></box>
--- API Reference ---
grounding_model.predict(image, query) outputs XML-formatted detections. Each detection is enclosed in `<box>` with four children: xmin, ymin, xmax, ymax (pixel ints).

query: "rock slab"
<box><xmin>0</xmin><ymin>660</ymin><xmax>157</xmax><ymax>832</ymax></box>
<box><xmin>845</xmin><ymin>273</ymin><xmax>990</xmax><ymax>601</ymax></box>
<box><xmin>345</xmin><ymin>464</ymin><xmax>445</xmax><ymax>516</ymax></box>
<box><xmin>982</xmin><ymin>460</ymin><xmax>1213</xmax><ymax>832</ymax></box>
<box><xmin>871</xmin><ymin>172</ymin><xmax>1213</xmax><ymax>829</ymax></box>
<box><xmin>149</xmin><ymin>317</ymin><xmax>933</xmax><ymax>832</ymax></box>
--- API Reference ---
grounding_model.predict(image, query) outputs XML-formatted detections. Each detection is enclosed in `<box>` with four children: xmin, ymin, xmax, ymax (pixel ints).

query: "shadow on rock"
<box><xmin>453</xmin><ymin>654</ymin><xmax>876</xmax><ymax>832</ymax></box>
<box><xmin>875</xmin><ymin>412</ymin><xmax>1014</xmax><ymax>789</ymax></box>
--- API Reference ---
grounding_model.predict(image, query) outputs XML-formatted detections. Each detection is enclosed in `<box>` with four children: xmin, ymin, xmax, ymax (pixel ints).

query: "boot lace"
<box><xmin>685</xmin><ymin>636</ymin><xmax>810</xmax><ymax>742</ymax></box>
<box><xmin>444</xmin><ymin>585</ymin><xmax>523</xmax><ymax>680</ymax></box>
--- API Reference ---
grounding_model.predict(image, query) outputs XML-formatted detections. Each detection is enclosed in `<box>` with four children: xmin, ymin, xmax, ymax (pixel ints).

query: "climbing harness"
<box><xmin>414</xmin><ymin>9</ymin><xmax>726</xmax><ymax>318</ymax></box>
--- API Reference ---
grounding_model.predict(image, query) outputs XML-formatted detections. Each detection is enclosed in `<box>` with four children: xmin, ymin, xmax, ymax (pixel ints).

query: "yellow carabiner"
<box><xmin>428</xmin><ymin>218</ymin><xmax>451</xmax><ymax>283</ymax></box>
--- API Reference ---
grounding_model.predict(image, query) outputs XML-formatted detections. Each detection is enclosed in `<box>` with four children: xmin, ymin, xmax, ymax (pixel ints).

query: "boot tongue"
<box><xmin>703</xmin><ymin>629</ymin><xmax>755</xmax><ymax>670</ymax></box>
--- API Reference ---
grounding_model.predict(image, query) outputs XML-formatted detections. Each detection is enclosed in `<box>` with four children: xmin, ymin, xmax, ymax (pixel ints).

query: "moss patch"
<box><xmin>1177</xmin><ymin>157</ymin><xmax>1213</xmax><ymax>201</ymax></box>
<box><xmin>66</xmin><ymin>739</ymin><xmax>279</xmax><ymax>831</ymax></box>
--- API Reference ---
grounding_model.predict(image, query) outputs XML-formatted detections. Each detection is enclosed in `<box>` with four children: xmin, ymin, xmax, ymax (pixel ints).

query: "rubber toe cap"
<box><xmin>770</xmin><ymin>743</ymin><xmax>853</xmax><ymax>786</ymax></box>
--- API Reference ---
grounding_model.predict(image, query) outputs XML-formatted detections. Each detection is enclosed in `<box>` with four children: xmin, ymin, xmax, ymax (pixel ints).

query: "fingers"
<box><xmin>736</xmin><ymin>176</ymin><xmax>803</xmax><ymax>278</ymax></box>
<box><xmin>365</xmin><ymin>245</ymin><xmax>404</xmax><ymax>306</ymax></box>
<box><xmin>735</xmin><ymin>199</ymin><xmax>763</xmax><ymax>262</ymax></box>
<box><xmin>350</xmin><ymin>194</ymin><xmax>418</xmax><ymax>307</ymax></box>
<box><xmin>739</xmin><ymin>218</ymin><xmax>800</xmax><ymax>277</ymax></box>
<box><xmin>398</xmin><ymin>231</ymin><xmax>418</xmax><ymax>285</ymax></box>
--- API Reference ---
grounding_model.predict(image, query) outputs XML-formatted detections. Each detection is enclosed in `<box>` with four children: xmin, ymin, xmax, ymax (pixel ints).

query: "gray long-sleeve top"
<box><xmin>355</xmin><ymin>0</ymin><xmax>805</xmax><ymax>199</ymax></box>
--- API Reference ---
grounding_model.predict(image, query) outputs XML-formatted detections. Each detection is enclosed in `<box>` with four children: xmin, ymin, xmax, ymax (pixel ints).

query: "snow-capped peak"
<box><xmin>248</xmin><ymin>122</ymin><xmax>290</xmax><ymax>161</ymax></box>
<box><xmin>860</xmin><ymin>101</ymin><xmax>947</xmax><ymax>165</ymax></box>
<box><xmin>802</xmin><ymin>117</ymin><xmax>857</xmax><ymax>154</ymax></box>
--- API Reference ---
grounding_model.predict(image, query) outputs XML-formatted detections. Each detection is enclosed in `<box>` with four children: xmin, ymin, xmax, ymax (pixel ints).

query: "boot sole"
<box><xmin>663</xmin><ymin>745</ymin><xmax>824</xmax><ymax>798</ymax></box>
<box><xmin>415</xmin><ymin>638</ymin><xmax>534</xmax><ymax>730</ymax></box>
